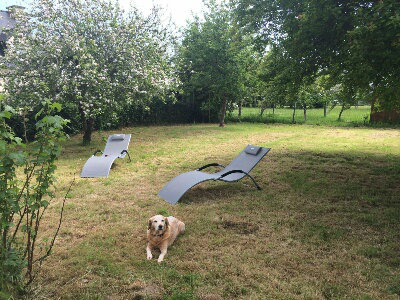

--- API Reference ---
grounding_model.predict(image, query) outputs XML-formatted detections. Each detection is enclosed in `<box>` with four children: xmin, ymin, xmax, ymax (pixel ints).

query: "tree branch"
<box><xmin>34</xmin><ymin>174</ymin><xmax>75</xmax><ymax>265</ymax></box>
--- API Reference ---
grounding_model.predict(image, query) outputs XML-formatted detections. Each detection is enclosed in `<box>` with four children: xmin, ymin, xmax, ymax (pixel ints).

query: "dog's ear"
<box><xmin>165</xmin><ymin>217</ymin><xmax>169</xmax><ymax>229</ymax></box>
<box><xmin>148</xmin><ymin>218</ymin><xmax>153</xmax><ymax>230</ymax></box>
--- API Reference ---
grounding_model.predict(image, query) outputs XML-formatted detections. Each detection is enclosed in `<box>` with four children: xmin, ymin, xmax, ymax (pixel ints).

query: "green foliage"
<box><xmin>0</xmin><ymin>99</ymin><xmax>68</xmax><ymax>296</ymax></box>
<box><xmin>177</xmin><ymin>1</ymin><xmax>260</xmax><ymax>126</ymax></box>
<box><xmin>234</xmin><ymin>0</ymin><xmax>400</xmax><ymax>111</ymax></box>
<box><xmin>227</xmin><ymin>106</ymin><xmax>385</xmax><ymax>127</ymax></box>
<box><xmin>2</xmin><ymin>0</ymin><xmax>176</xmax><ymax>144</ymax></box>
<box><xmin>255</xmin><ymin>48</ymin><xmax>304</xmax><ymax>112</ymax></box>
<box><xmin>0</xmin><ymin>248</ymin><xmax>25</xmax><ymax>299</ymax></box>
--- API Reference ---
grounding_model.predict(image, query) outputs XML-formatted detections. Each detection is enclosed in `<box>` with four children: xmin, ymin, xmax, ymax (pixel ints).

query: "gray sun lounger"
<box><xmin>158</xmin><ymin>145</ymin><xmax>271</xmax><ymax>204</ymax></box>
<box><xmin>81</xmin><ymin>134</ymin><xmax>132</xmax><ymax>178</ymax></box>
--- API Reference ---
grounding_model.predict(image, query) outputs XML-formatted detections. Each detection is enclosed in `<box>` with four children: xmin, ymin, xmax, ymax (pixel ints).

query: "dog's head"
<box><xmin>148</xmin><ymin>215</ymin><xmax>169</xmax><ymax>235</ymax></box>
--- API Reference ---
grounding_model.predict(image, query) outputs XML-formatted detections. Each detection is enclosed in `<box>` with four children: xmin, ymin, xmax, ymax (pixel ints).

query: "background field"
<box><xmin>34</xmin><ymin>123</ymin><xmax>400</xmax><ymax>300</ymax></box>
<box><xmin>227</xmin><ymin>106</ymin><xmax>375</xmax><ymax>127</ymax></box>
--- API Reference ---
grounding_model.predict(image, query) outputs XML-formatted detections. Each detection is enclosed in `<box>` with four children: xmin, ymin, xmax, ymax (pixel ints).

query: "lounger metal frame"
<box><xmin>196</xmin><ymin>163</ymin><xmax>261</xmax><ymax>190</ymax></box>
<box><xmin>91</xmin><ymin>149</ymin><xmax>132</xmax><ymax>162</ymax></box>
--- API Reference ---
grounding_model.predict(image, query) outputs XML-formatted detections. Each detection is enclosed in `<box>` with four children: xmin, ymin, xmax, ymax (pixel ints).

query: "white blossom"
<box><xmin>2</xmin><ymin>0</ymin><xmax>178</xmax><ymax>126</ymax></box>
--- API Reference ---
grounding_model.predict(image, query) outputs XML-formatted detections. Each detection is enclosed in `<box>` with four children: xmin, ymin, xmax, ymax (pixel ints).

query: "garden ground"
<box><xmin>35</xmin><ymin>123</ymin><xmax>399</xmax><ymax>300</ymax></box>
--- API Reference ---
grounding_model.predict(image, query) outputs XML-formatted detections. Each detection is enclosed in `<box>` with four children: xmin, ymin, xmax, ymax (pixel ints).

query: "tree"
<box><xmin>257</xmin><ymin>48</ymin><xmax>304</xmax><ymax>123</ymax></box>
<box><xmin>314</xmin><ymin>75</ymin><xmax>338</xmax><ymax>118</ymax></box>
<box><xmin>238</xmin><ymin>43</ymin><xmax>263</xmax><ymax>119</ymax></box>
<box><xmin>234</xmin><ymin>0</ymin><xmax>400</xmax><ymax>115</ymax></box>
<box><xmin>177</xmin><ymin>1</ymin><xmax>250</xmax><ymax>127</ymax></box>
<box><xmin>2</xmin><ymin>0</ymin><xmax>175</xmax><ymax>144</ymax></box>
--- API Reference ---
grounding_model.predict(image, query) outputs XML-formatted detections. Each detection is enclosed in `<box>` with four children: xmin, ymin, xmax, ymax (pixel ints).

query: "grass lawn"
<box><xmin>35</xmin><ymin>123</ymin><xmax>400</xmax><ymax>300</ymax></box>
<box><xmin>227</xmin><ymin>106</ymin><xmax>376</xmax><ymax>127</ymax></box>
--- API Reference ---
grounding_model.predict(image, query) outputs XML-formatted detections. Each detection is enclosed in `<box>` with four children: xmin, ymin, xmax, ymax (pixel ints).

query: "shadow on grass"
<box><xmin>177</xmin><ymin>148</ymin><xmax>399</xmax><ymax>207</ymax></box>
<box><xmin>173</xmin><ymin>148</ymin><xmax>400</xmax><ymax>298</ymax></box>
<box><xmin>177</xmin><ymin>147</ymin><xmax>400</xmax><ymax>249</ymax></box>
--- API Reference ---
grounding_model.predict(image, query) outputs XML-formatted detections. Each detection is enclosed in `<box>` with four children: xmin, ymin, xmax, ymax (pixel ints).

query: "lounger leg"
<box><xmin>218</xmin><ymin>170</ymin><xmax>262</xmax><ymax>190</ymax></box>
<box><xmin>121</xmin><ymin>150</ymin><xmax>131</xmax><ymax>162</ymax></box>
<box><xmin>245</xmin><ymin>173</ymin><xmax>262</xmax><ymax>190</ymax></box>
<box><xmin>93</xmin><ymin>150</ymin><xmax>103</xmax><ymax>156</ymax></box>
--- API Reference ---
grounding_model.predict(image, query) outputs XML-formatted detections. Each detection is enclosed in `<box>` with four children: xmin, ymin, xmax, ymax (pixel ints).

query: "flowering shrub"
<box><xmin>2</xmin><ymin>0</ymin><xmax>176</xmax><ymax>144</ymax></box>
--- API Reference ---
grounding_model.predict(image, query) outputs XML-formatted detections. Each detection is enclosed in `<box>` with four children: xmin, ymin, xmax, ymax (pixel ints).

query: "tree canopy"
<box><xmin>1</xmin><ymin>0</ymin><xmax>399</xmax><ymax>135</ymax></box>
<box><xmin>177</xmin><ymin>1</ymin><xmax>259</xmax><ymax>126</ymax></box>
<box><xmin>234</xmin><ymin>0</ymin><xmax>400</xmax><ymax>111</ymax></box>
<box><xmin>2</xmin><ymin>0</ymin><xmax>176</xmax><ymax>144</ymax></box>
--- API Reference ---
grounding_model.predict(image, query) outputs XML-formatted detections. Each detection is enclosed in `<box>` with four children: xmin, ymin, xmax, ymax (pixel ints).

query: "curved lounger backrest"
<box><xmin>215</xmin><ymin>145</ymin><xmax>271</xmax><ymax>181</ymax></box>
<box><xmin>103</xmin><ymin>134</ymin><xmax>132</xmax><ymax>157</ymax></box>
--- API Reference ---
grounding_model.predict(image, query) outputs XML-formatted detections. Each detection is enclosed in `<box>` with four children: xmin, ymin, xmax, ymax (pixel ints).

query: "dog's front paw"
<box><xmin>147</xmin><ymin>253</ymin><xmax>153</xmax><ymax>260</ymax></box>
<box><xmin>157</xmin><ymin>257</ymin><xmax>164</xmax><ymax>263</ymax></box>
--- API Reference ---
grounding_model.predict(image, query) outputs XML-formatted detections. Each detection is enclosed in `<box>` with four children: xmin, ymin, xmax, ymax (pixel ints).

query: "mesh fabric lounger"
<box><xmin>158</xmin><ymin>145</ymin><xmax>271</xmax><ymax>204</ymax></box>
<box><xmin>81</xmin><ymin>134</ymin><xmax>131</xmax><ymax>178</ymax></box>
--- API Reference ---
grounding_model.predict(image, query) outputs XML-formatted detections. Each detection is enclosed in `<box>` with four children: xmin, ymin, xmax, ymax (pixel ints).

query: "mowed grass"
<box><xmin>33</xmin><ymin>123</ymin><xmax>400</xmax><ymax>300</ymax></box>
<box><xmin>227</xmin><ymin>106</ymin><xmax>377</xmax><ymax>127</ymax></box>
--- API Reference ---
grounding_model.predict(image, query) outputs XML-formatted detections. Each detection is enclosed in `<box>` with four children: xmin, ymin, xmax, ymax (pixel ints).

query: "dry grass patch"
<box><xmin>28</xmin><ymin>123</ymin><xmax>400</xmax><ymax>300</ymax></box>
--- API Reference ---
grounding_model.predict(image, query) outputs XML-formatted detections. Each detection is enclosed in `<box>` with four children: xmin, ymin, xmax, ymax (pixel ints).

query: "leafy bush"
<box><xmin>0</xmin><ymin>99</ymin><xmax>69</xmax><ymax>297</ymax></box>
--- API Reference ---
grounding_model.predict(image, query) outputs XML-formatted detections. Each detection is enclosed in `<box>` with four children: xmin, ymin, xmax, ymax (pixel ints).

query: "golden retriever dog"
<box><xmin>146</xmin><ymin>215</ymin><xmax>185</xmax><ymax>263</ymax></box>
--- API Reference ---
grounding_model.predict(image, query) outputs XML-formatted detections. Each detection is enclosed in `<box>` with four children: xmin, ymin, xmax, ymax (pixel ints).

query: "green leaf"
<box><xmin>35</xmin><ymin>108</ymin><xmax>44</xmax><ymax>119</ymax></box>
<box><xmin>0</xmin><ymin>110</ymin><xmax>12</xmax><ymax>119</ymax></box>
<box><xmin>51</xmin><ymin>102</ymin><xmax>62</xmax><ymax>112</ymax></box>
<box><xmin>40</xmin><ymin>200</ymin><xmax>49</xmax><ymax>208</ymax></box>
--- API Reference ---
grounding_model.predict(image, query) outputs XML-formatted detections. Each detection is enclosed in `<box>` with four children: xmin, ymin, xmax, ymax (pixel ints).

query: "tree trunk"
<box><xmin>303</xmin><ymin>103</ymin><xmax>307</xmax><ymax>121</ymax></box>
<box><xmin>238</xmin><ymin>101</ymin><xmax>242</xmax><ymax>122</ymax></box>
<box><xmin>219</xmin><ymin>98</ymin><xmax>227</xmax><ymax>127</ymax></box>
<box><xmin>371</xmin><ymin>96</ymin><xmax>376</xmax><ymax>112</ymax></box>
<box><xmin>272</xmin><ymin>103</ymin><xmax>275</xmax><ymax>115</ymax></box>
<box><xmin>338</xmin><ymin>102</ymin><xmax>345</xmax><ymax>120</ymax></box>
<box><xmin>82</xmin><ymin>118</ymin><xmax>94</xmax><ymax>145</ymax></box>
<box><xmin>292</xmin><ymin>101</ymin><xmax>297</xmax><ymax>124</ymax></box>
<box><xmin>324</xmin><ymin>102</ymin><xmax>327</xmax><ymax>117</ymax></box>
<box><xmin>79</xmin><ymin>103</ymin><xmax>94</xmax><ymax>145</ymax></box>
<box><xmin>208</xmin><ymin>95</ymin><xmax>211</xmax><ymax>123</ymax></box>
<box><xmin>369</xmin><ymin>95</ymin><xmax>377</xmax><ymax>124</ymax></box>
<box><xmin>192</xmin><ymin>90</ymin><xmax>196</xmax><ymax>123</ymax></box>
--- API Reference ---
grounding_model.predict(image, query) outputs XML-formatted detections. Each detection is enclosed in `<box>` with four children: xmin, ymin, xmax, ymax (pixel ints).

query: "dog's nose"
<box><xmin>158</xmin><ymin>225</ymin><xmax>163</xmax><ymax>230</ymax></box>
